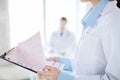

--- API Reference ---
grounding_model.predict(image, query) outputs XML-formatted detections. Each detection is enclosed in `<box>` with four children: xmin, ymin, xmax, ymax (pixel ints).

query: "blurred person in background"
<box><xmin>49</xmin><ymin>17</ymin><xmax>76</xmax><ymax>57</ymax></box>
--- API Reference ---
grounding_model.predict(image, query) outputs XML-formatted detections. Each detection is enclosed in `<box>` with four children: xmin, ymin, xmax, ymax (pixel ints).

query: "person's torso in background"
<box><xmin>49</xmin><ymin>29</ymin><xmax>76</xmax><ymax>58</ymax></box>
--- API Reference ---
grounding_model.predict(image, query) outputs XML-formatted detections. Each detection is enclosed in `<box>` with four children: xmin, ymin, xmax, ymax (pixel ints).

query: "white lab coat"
<box><xmin>49</xmin><ymin>29</ymin><xmax>76</xmax><ymax>57</ymax></box>
<box><xmin>75</xmin><ymin>1</ymin><xmax>120</xmax><ymax>80</ymax></box>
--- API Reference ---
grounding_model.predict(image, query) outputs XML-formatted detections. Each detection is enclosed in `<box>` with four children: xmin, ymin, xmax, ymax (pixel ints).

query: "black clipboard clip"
<box><xmin>0</xmin><ymin>53</ymin><xmax>7</xmax><ymax>58</ymax></box>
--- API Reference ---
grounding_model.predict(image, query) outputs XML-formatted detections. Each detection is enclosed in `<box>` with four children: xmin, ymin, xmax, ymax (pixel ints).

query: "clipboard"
<box><xmin>0</xmin><ymin>32</ymin><xmax>46</xmax><ymax>73</ymax></box>
<box><xmin>0</xmin><ymin>32</ymin><xmax>65</xmax><ymax>74</ymax></box>
<box><xmin>0</xmin><ymin>52</ymin><xmax>65</xmax><ymax>73</ymax></box>
<box><xmin>0</xmin><ymin>52</ymin><xmax>37</xmax><ymax>73</ymax></box>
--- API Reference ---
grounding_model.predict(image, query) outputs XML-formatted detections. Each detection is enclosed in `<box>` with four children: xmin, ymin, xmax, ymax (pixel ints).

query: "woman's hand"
<box><xmin>38</xmin><ymin>65</ymin><xmax>60</xmax><ymax>80</ymax></box>
<box><xmin>46</xmin><ymin>57</ymin><xmax>60</xmax><ymax>62</ymax></box>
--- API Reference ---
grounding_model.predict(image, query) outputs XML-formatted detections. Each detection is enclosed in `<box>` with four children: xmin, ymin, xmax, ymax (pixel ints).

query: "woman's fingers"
<box><xmin>46</xmin><ymin>57</ymin><xmax>53</xmax><ymax>61</ymax></box>
<box><xmin>46</xmin><ymin>57</ymin><xmax>56</xmax><ymax>61</ymax></box>
<box><xmin>38</xmin><ymin>71</ymin><xmax>45</xmax><ymax>78</ymax></box>
<box><xmin>38</xmin><ymin>71</ymin><xmax>52</xmax><ymax>79</ymax></box>
<box><xmin>42</xmin><ymin>65</ymin><xmax>54</xmax><ymax>71</ymax></box>
<box><xmin>46</xmin><ymin>57</ymin><xmax>59</xmax><ymax>62</ymax></box>
<box><xmin>38</xmin><ymin>65</ymin><xmax>60</xmax><ymax>80</ymax></box>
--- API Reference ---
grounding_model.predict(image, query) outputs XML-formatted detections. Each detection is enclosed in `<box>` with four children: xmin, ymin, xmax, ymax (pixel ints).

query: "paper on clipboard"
<box><xmin>5</xmin><ymin>32</ymin><xmax>46</xmax><ymax>72</ymax></box>
<box><xmin>0</xmin><ymin>32</ymin><xmax>65</xmax><ymax>73</ymax></box>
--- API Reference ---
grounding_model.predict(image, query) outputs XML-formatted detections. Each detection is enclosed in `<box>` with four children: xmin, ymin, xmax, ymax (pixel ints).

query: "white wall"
<box><xmin>0</xmin><ymin>0</ymin><xmax>10</xmax><ymax>53</ymax></box>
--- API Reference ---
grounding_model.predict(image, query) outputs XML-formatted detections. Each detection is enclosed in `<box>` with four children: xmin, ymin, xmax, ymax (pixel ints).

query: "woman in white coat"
<box><xmin>38</xmin><ymin>0</ymin><xmax>120</xmax><ymax>80</ymax></box>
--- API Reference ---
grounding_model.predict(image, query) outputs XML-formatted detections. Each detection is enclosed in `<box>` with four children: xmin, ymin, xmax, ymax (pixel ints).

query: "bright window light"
<box><xmin>9</xmin><ymin>0</ymin><xmax>44</xmax><ymax>48</ymax></box>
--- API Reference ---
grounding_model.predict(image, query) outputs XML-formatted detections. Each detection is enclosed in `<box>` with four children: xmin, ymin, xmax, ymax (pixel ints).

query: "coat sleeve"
<box><xmin>57</xmin><ymin>19</ymin><xmax>120</xmax><ymax>80</ymax></box>
<box><xmin>59</xmin><ymin>58</ymin><xmax>72</xmax><ymax>71</ymax></box>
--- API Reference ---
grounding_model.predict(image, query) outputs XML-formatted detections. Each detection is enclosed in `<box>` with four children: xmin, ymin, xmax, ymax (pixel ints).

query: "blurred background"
<box><xmin>0</xmin><ymin>0</ymin><xmax>89</xmax><ymax>80</ymax></box>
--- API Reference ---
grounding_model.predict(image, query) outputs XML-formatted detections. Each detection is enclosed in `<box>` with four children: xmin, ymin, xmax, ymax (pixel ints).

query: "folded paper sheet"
<box><xmin>5</xmin><ymin>32</ymin><xmax>45</xmax><ymax>72</ymax></box>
